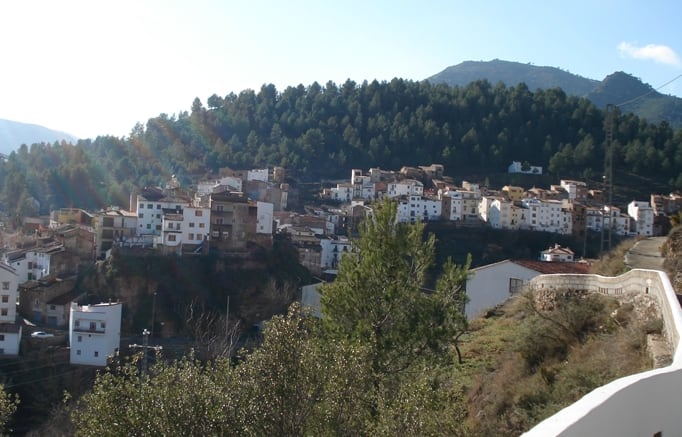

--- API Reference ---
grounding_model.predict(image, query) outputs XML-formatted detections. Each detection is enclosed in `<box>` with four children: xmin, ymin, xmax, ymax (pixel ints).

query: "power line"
<box><xmin>616</xmin><ymin>73</ymin><xmax>682</xmax><ymax>108</ymax></box>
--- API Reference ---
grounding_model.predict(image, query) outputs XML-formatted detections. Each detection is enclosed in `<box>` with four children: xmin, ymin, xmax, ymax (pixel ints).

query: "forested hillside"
<box><xmin>1</xmin><ymin>78</ymin><xmax>682</xmax><ymax>217</ymax></box>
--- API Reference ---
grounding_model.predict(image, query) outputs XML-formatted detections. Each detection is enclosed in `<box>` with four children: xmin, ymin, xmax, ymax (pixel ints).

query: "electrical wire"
<box><xmin>616</xmin><ymin>73</ymin><xmax>682</xmax><ymax>108</ymax></box>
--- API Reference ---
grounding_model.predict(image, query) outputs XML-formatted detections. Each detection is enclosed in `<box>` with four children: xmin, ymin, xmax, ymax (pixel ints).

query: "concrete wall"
<box><xmin>523</xmin><ymin>269</ymin><xmax>682</xmax><ymax>437</ymax></box>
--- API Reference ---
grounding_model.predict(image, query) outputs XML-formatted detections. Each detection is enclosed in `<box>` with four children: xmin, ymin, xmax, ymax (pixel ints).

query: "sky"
<box><xmin>1</xmin><ymin>0</ymin><xmax>681</xmax><ymax>140</ymax></box>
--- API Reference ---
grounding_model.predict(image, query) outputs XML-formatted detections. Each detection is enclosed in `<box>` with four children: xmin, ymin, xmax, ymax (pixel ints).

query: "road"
<box><xmin>624</xmin><ymin>237</ymin><xmax>667</xmax><ymax>270</ymax></box>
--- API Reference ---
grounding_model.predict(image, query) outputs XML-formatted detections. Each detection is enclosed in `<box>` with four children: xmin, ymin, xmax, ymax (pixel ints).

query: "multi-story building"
<box><xmin>209</xmin><ymin>191</ymin><xmax>273</xmax><ymax>251</ymax></box>
<box><xmin>441</xmin><ymin>187</ymin><xmax>481</xmax><ymax>222</ymax></box>
<box><xmin>0</xmin><ymin>263</ymin><xmax>21</xmax><ymax>355</ymax></box>
<box><xmin>560</xmin><ymin>180</ymin><xmax>588</xmax><ymax>201</ymax></box>
<box><xmin>502</xmin><ymin>185</ymin><xmax>525</xmax><ymax>202</ymax></box>
<box><xmin>396</xmin><ymin>195</ymin><xmax>441</xmax><ymax>223</ymax></box>
<box><xmin>387</xmin><ymin>179</ymin><xmax>423</xmax><ymax>198</ymax></box>
<box><xmin>628</xmin><ymin>200</ymin><xmax>654</xmax><ymax>236</ymax></box>
<box><xmin>93</xmin><ymin>207</ymin><xmax>138</xmax><ymax>258</ymax></box>
<box><xmin>156</xmin><ymin>205</ymin><xmax>211</xmax><ymax>255</ymax></box>
<box><xmin>69</xmin><ymin>302</ymin><xmax>122</xmax><ymax>366</ymax></box>
<box><xmin>320</xmin><ymin>236</ymin><xmax>352</xmax><ymax>272</ymax></box>
<box><xmin>134</xmin><ymin>186</ymin><xmax>193</xmax><ymax>238</ymax></box>
<box><xmin>520</xmin><ymin>198</ymin><xmax>572</xmax><ymax>234</ymax></box>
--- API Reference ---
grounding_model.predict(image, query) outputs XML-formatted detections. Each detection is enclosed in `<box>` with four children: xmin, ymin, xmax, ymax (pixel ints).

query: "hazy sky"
<box><xmin>1</xmin><ymin>0</ymin><xmax>681</xmax><ymax>139</ymax></box>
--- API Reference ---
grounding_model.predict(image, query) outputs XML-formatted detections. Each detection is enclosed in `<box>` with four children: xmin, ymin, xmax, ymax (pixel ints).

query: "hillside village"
<box><xmin>0</xmin><ymin>162</ymin><xmax>676</xmax><ymax>367</ymax></box>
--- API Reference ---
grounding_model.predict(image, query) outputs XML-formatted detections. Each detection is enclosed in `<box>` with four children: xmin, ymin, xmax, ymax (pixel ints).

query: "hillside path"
<box><xmin>624</xmin><ymin>237</ymin><xmax>666</xmax><ymax>270</ymax></box>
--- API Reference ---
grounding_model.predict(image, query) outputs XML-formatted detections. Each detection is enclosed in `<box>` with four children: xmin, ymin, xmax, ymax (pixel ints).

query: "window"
<box><xmin>156</xmin><ymin>225</ymin><xmax>161</xmax><ymax>231</ymax></box>
<box><xmin>138</xmin><ymin>213</ymin><xmax>144</xmax><ymax>218</ymax></box>
<box><xmin>1</xmin><ymin>282</ymin><xmax>8</xmax><ymax>290</ymax></box>
<box><xmin>157</xmin><ymin>204</ymin><xmax>161</xmax><ymax>209</ymax></box>
<box><xmin>89</xmin><ymin>322</ymin><xmax>96</xmax><ymax>331</ymax></box>
<box><xmin>139</xmin><ymin>203</ymin><xmax>144</xmax><ymax>210</ymax></box>
<box><xmin>76</xmin><ymin>350</ymin><xmax>81</xmax><ymax>355</ymax></box>
<box><xmin>77</xmin><ymin>336</ymin><xmax>82</xmax><ymax>342</ymax></box>
<box><xmin>175</xmin><ymin>205</ymin><xmax>181</xmax><ymax>210</ymax></box>
<box><xmin>168</xmin><ymin>235</ymin><xmax>176</xmax><ymax>242</ymax></box>
<box><xmin>217</xmin><ymin>205</ymin><xmax>224</xmax><ymax>212</ymax></box>
<box><xmin>189</xmin><ymin>222</ymin><xmax>195</xmax><ymax>228</ymax></box>
<box><xmin>75</xmin><ymin>320</ymin><xmax>80</xmax><ymax>328</ymax></box>
<box><xmin>156</xmin><ymin>214</ymin><xmax>161</xmax><ymax>219</ymax></box>
<box><xmin>509</xmin><ymin>278</ymin><xmax>524</xmax><ymax>295</ymax></box>
<box><xmin>28</xmin><ymin>261</ymin><xmax>33</xmax><ymax>269</ymax></box>
<box><xmin>1</xmin><ymin>296</ymin><xmax>7</xmax><ymax>303</ymax></box>
<box><xmin>1</xmin><ymin>309</ymin><xmax>8</xmax><ymax>316</ymax></box>
<box><xmin>216</xmin><ymin>218</ymin><xmax>224</xmax><ymax>225</ymax></box>
<box><xmin>199</xmin><ymin>223</ymin><xmax>205</xmax><ymax>228</ymax></box>
<box><xmin>147</xmin><ymin>204</ymin><xmax>153</xmax><ymax>209</ymax></box>
<box><xmin>0</xmin><ymin>335</ymin><xmax>4</xmax><ymax>341</ymax></box>
<box><xmin>195</xmin><ymin>210</ymin><xmax>203</xmax><ymax>217</ymax></box>
<box><xmin>100</xmin><ymin>322</ymin><xmax>106</xmax><ymax>329</ymax></box>
<box><xmin>94</xmin><ymin>351</ymin><xmax>99</xmax><ymax>357</ymax></box>
<box><xmin>146</xmin><ymin>224</ymin><xmax>151</xmax><ymax>229</ymax></box>
<box><xmin>188</xmin><ymin>233</ymin><xmax>194</xmax><ymax>240</ymax></box>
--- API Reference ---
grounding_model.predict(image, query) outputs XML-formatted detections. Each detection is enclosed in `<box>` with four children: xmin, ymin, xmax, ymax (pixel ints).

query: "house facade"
<box><xmin>0</xmin><ymin>263</ymin><xmax>21</xmax><ymax>355</ymax></box>
<box><xmin>69</xmin><ymin>302</ymin><xmax>122</xmax><ymax>366</ymax></box>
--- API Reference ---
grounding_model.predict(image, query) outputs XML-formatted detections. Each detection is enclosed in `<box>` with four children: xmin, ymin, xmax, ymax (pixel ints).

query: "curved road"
<box><xmin>624</xmin><ymin>237</ymin><xmax>667</xmax><ymax>270</ymax></box>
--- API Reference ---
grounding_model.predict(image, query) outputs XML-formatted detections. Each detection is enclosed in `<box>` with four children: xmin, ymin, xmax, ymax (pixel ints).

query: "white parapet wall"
<box><xmin>523</xmin><ymin>269</ymin><xmax>682</xmax><ymax>437</ymax></box>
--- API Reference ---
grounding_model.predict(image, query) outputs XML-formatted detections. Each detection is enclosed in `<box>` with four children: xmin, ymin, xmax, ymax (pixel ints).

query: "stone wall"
<box><xmin>524</xmin><ymin>269</ymin><xmax>682</xmax><ymax>437</ymax></box>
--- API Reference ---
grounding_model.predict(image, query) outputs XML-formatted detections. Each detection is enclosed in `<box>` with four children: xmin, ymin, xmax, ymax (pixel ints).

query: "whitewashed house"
<box><xmin>628</xmin><ymin>200</ymin><xmax>654</xmax><ymax>236</ymax></box>
<box><xmin>69</xmin><ymin>302</ymin><xmax>122</xmax><ymax>366</ymax></box>
<box><xmin>396</xmin><ymin>195</ymin><xmax>441</xmax><ymax>223</ymax></box>
<box><xmin>320</xmin><ymin>236</ymin><xmax>351</xmax><ymax>271</ymax></box>
<box><xmin>521</xmin><ymin>198</ymin><xmax>572</xmax><ymax>234</ymax></box>
<box><xmin>387</xmin><ymin>179</ymin><xmax>423</xmax><ymax>198</ymax></box>
<box><xmin>540</xmin><ymin>244</ymin><xmax>575</xmax><ymax>262</ymax></box>
<box><xmin>0</xmin><ymin>263</ymin><xmax>21</xmax><ymax>355</ymax></box>
<box><xmin>156</xmin><ymin>205</ymin><xmax>211</xmax><ymax>253</ymax></box>
<box><xmin>465</xmin><ymin>259</ymin><xmax>589</xmax><ymax>319</ymax></box>
<box><xmin>196</xmin><ymin>176</ymin><xmax>243</xmax><ymax>196</ymax></box>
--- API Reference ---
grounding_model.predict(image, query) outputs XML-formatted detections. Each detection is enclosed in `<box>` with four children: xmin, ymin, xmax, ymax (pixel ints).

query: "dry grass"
<box><xmin>459</xmin><ymin>291</ymin><xmax>654</xmax><ymax>436</ymax></box>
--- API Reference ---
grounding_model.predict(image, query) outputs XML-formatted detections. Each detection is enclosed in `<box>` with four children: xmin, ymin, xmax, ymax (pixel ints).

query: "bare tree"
<box><xmin>183</xmin><ymin>299</ymin><xmax>241</xmax><ymax>360</ymax></box>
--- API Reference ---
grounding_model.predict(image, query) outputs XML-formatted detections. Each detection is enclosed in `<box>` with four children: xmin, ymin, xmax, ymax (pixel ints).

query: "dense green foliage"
<box><xmin>71</xmin><ymin>201</ymin><xmax>470</xmax><ymax>436</ymax></box>
<box><xmin>1</xmin><ymin>79</ymin><xmax>681</xmax><ymax>217</ymax></box>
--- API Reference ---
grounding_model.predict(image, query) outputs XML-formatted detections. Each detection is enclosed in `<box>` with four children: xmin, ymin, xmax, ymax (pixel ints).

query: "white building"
<box><xmin>351</xmin><ymin>169</ymin><xmax>376</xmax><ymax>200</ymax></box>
<box><xmin>560</xmin><ymin>179</ymin><xmax>587</xmax><ymax>201</ymax></box>
<box><xmin>587</xmin><ymin>206</ymin><xmax>631</xmax><ymax>236</ymax></box>
<box><xmin>465</xmin><ymin>259</ymin><xmax>589</xmax><ymax>319</ymax></box>
<box><xmin>628</xmin><ymin>200</ymin><xmax>654</xmax><ymax>236</ymax></box>
<box><xmin>69</xmin><ymin>302</ymin><xmax>122</xmax><ymax>366</ymax></box>
<box><xmin>387</xmin><ymin>179</ymin><xmax>423</xmax><ymax>198</ymax></box>
<box><xmin>508</xmin><ymin>161</ymin><xmax>542</xmax><ymax>175</ymax></box>
<box><xmin>156</xmin><ymin>205</ymin><xmax>211</xmax><ymax>253</ymax></box>
<box><xmin>247</xmin><ymin>168</ymin><xmax>269</xmax><ymax>183</ymax></box>
<box><xmin>320</xmin><ymin>236</ymin><xmax>351</xmax><ymax>271</ymax></box>
<box><xmin>0</xmin><ymin>263</ymin><xmax>21</xmax><ymax>355</ymax></box>
<box><xmin>256</xmin><ymin>201</ymin><xmax>274</xmax><ymax>235</ymax></box>
<box><xmin>488</xmin><ymin>198</ymin><xmax>523</xmax><ymax>230</ymax></box>
<box><xmin>329</xmin><ymin>184</ymin><xmax>353</xmax><ymax>203</ymax></box>
<box><xmin>3</xmin><ymin>243</ymin><xmax>63</xmax><ymax>283</ymax></box>
<box><xmin>196</xmin><ymin>176</ymin><xmax>242</xmax><ymax>196</ymax></box>
<box><xmin>134</xmin><ymin>189</ymin><xmax>193</xmax><ymax>237</ymax></box>
<box><xmin>540</xmin><ymin>244</ymin><xmax>575</xmax><ymax>262</ymax></box>
<box><xmin>396</xmin><ymin>195</ymin><xmax>442</xmax><ymax>223</ymax></box>
<box><xmin>521</xmin><ymin>198</ymin><xmax>572</xmax><ymax>235</ymax></box>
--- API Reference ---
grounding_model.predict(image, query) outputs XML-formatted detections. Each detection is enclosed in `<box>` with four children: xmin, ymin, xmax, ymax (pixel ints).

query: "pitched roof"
<box><xmin>512</xmin><ymin>259</ymin><xmax>591</xmax><ymax>275</ymax></box>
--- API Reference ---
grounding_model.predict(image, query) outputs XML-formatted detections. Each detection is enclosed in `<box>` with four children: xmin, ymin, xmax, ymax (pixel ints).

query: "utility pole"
<box><xmin>130</xmin><ymin>329</ymin><xmax>162</xmax><ymax>376</ymax></box>
<box><xmin>601</xmin><ymin>104</ymin><xmax>616</xmax><ymax>255</ymax></box>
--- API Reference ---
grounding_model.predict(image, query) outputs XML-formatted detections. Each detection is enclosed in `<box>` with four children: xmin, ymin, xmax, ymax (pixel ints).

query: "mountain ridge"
<box><xmin>426</xmin><ymin>59</ymin><xmax>682</xmax><ymax>128</ymax></box>
<box><xmin>0</xmin><ymin>119</ymin><xmax>77</xmax><ymax>155</ymax></box>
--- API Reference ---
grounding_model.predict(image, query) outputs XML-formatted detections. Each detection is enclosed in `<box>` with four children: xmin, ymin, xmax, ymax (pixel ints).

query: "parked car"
<box><xmin>30</xmin><ymin>331</ymin><xmax>54</xmax><ymax>338</ymax></box>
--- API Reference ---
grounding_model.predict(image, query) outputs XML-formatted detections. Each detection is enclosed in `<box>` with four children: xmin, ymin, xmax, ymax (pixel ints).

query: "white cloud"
<box><xmin>618</xmin><ymin>42</ymin><xmax>682</xmax><ymax>67</ymax></box>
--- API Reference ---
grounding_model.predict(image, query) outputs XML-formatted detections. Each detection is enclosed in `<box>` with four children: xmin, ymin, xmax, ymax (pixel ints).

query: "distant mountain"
<box><xmin>427</xmin><ymin>60</ymin><xmax>682</xmax><ymax>129</ymax></box>
<box><xmin>0</xmin><ymin>119</ymin><xmax>77</xmax><ymax>155</ymax></box>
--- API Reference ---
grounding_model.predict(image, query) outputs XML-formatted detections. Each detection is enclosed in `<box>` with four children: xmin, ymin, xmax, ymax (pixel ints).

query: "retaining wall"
<box><xmin>523</xmin><ymin>269</ymin><xmax>682</xmax><ymax>436</ymax></box>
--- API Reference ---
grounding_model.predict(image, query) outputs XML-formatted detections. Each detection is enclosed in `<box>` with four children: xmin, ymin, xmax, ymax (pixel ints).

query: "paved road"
<box><xmin>624</xmin><ymin>237</ymin><xmax>667</xmax><ymax>270</ymax></box>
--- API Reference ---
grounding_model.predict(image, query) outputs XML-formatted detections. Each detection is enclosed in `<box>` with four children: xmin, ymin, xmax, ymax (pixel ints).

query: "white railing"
<box><xmin>523</xmin><ymin>269</ymin><xmax>682</xmax><ymax>436</ymax></box>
